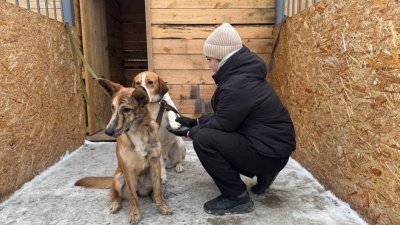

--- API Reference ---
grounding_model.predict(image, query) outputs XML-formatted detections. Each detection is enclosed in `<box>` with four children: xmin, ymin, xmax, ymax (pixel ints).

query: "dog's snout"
<box><xmin>105</xmin><ymin>128</ymin><xmax>115</xmax><ymax>136</ymax></box>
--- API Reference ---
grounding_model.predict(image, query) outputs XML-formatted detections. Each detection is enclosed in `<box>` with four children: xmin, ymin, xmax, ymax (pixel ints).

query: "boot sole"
<box><xmin>204</xmin><ymin>199</ymin><xmax>254</xmax><ymax>215</ymax></box>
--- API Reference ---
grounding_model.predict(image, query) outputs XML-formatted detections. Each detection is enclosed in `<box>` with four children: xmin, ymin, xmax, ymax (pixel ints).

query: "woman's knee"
<box><xmin>192</xmin><ymin>128</ymin><xmax>212</xmax><ymax>145</ymax></box>
<box><xmin>192</xmin><ymin>128</ymin><xmax>218</xmax><ymax>153</ymax></box>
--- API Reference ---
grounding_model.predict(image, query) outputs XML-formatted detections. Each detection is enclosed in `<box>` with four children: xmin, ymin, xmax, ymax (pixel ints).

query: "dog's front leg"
<box><xmin>150</xmin><ymin>157</ymin><xmax>173</xmax><ymax>215</ymax></box>
<box><xmin>110</xmin><ymin>168</ymin><xmax>123</xmax><ymax>214</ymax></box>
<box><xmin>121</xmin><ymin>167</ymin><xmax>141</xmax><ymax>224</ymax></box>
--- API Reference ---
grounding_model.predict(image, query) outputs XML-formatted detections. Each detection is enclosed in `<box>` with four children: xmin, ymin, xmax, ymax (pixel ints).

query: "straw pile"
<box><xmin>0</xmin><ymin>2</ymin><xmax>86</xmax><ymax>201</ymax></box>
<box><xmin>270</xmin><ymin>0</ymin><xmax>400</xmax><ymax>224</ymax></box>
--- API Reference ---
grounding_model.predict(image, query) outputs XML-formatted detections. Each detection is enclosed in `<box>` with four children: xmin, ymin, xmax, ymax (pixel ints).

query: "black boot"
<box><xmin>203</xmin><ymin>193</ymin><xmax>254</xmax><ymax>215</ymax></box>
<box><xmin>250</xmin><ymin>173</ymin><xmax>278</xmax><ymax>195</ymax></box>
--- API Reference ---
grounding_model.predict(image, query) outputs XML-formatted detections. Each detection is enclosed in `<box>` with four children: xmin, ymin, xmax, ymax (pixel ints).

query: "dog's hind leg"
<box><xmin>150</xmin><ymin>157</ymin><xmax>173</xmax><ymax>215</ymax></box>
<box><xmin>173</xmin><ymin>138</ymin><xmax>186</xmax><ymax>173</ymax></box>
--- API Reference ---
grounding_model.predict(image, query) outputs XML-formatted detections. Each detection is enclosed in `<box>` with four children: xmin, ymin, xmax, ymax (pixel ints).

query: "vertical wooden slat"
<box><xmin>145</xmin><ymin>0</ymin><xmax>153</xmax><ymax>71</ymax></box>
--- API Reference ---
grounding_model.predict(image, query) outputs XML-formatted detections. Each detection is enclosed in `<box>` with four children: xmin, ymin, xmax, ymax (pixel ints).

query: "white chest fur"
<box><xmin>119</xmin><ymin>131</ymin><xmax>149</xmax><ymax>159</ymax></box>
<box><xmin>129</xmin><ymin>133</ymin><xmax>148</xmax><ymax>158</ymax></box>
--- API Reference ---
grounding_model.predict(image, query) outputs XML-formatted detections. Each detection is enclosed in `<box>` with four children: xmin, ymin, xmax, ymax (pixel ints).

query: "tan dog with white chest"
<box><xmin>75</xmin><ymin>79</ymin><xmax>172</xmax><ymax>224</ymax></box>
<box><xmin>133</xmin><ymin>71</ymin><xmax>186</xmax><ymax>183</ymax></box>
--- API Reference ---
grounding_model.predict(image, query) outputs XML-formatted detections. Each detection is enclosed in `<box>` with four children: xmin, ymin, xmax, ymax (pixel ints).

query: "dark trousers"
<box><xmin>192</xmin><ymin>128</ymin><xmax>289</xmax><ymax>199</ymax></box>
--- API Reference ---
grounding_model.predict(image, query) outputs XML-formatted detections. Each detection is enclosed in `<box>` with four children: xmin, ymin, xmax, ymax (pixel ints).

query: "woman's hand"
<box><xmin>175</xmin><ymin>116</ymin><xmax>198</xmax><ymax>128</ymax></box>
<box><xmin>167</xmin><ymin>125</ymin><xmax>190</xmax><ymax>137</ymax></box>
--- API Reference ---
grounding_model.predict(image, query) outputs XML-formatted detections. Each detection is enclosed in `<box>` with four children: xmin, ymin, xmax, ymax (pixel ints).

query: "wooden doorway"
<box><xmin>80</xmin><ymin>0</ymin><xmax>149</xmax><ymax>136</ymax></box>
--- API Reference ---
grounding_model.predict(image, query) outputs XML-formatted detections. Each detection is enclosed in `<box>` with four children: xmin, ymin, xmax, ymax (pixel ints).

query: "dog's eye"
<box><xmin>147</xmin><ymin>80</ymin><xmax>153</xmax><ymax>85</ymax></box>
<box><xmin>123</xmin><ymin>108</ymin><xmax>132</xmax><ymax>113</ymax></box>
<box><xmin>111</xmin><ymin>105</ymin><xmax>115</xmax><ymax>111</ymax></box>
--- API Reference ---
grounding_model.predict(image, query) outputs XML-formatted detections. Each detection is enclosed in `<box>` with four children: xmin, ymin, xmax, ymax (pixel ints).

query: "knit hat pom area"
<box><xmin>203</xmin><ymin>23</ymin><xmax>243</xmax><ymax>60</ymax></box>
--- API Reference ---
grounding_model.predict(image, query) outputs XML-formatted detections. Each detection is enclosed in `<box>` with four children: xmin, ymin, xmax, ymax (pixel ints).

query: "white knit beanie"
<box><xmin>203</xmin><ymin>23</ymin><xmax>242</xmax><ymax>60</ymax></box>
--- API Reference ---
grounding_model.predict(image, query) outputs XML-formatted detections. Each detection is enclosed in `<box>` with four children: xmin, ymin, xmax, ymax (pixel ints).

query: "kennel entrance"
<box><xmin>81</xmin><ymin>0</ymin><xmax>149</xmax><ymax>136</ymax></box>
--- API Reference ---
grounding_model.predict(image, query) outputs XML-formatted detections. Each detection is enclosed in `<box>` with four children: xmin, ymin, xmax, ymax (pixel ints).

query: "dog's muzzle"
<box><xmin>105</xmin><ymin>127</ymin><xmax>115</xmax><ymax>136</ymax></box>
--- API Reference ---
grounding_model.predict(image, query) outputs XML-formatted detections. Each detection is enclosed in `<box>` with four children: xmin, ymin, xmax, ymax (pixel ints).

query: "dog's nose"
<box><xmin>105</xmin><ymin>128</ymin><xmax>115</xmax><ymax>136</ymax></box>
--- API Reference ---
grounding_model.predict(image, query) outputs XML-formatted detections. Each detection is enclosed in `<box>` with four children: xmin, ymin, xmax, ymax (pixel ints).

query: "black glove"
<box><xmin>175</xmin><ymin>116</ymin><xmax>197</xmax><ymax>128</ymax></box>
<box><xmin>167</xmin><ymin>125</ymin><xmax>190</xmax><ymax>137</ymax></box>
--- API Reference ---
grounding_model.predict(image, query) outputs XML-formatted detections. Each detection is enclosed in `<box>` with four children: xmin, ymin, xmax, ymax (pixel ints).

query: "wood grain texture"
<box><xmin>151</xmin><ymin>8</ymin><xmax>275</xmax><ymax>24</ymax></box>
<box><xmin>150</xmin><ymin>0</ymin><xmax>275</xmax><ymax>9</ymax></box>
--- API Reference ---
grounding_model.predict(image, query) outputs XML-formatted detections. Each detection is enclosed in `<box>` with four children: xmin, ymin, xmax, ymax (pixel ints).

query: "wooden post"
<box><xmin>145</xmin><ymin>0</ymin><xmax>153</xmax><ymax>71</ymax></box>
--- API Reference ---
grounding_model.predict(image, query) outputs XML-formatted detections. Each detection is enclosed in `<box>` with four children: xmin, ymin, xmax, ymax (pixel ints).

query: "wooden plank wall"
<box><xmin>147</xmin><ymin>0</ymin><xmax>276</xmax><ymax>117</ymax></box>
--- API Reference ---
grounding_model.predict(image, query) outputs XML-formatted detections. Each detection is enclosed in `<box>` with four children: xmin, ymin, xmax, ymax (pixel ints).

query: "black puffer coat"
<box><xmin>189</xmin><ymin>46</ymin><xmax>296</xmax><ymax>157</ymax></box>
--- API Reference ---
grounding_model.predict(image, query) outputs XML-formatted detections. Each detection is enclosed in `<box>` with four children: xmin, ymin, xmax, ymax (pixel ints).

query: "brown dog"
<box><xmin>133</xmin><ymin>71</ymin><xmax>186</xmax><ymax>183</ymax></box>
<box><xmin>75</xmin><ymin>79</ymin><xmax>172</xmax><ymax>224</ymax></box>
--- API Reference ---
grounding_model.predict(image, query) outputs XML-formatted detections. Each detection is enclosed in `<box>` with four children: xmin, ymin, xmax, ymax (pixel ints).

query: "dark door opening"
<box><xmin>105</xmin><ymin>0</ymin><xmax>148</xmax><ymax>87</ymax></box>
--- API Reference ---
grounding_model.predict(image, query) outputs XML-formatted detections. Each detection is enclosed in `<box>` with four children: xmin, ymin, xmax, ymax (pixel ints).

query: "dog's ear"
<box><xmin>98</xmin><ymin>78</ymin><xmax>123</xmax><ymax>96</ymax></box>
<box><xmin>132</xmin><ymin>76</ymin><xmax>137</xmax><ymax>88</ymax></box>
<box><xmin>158</xmin><ymin>77</ymin><xmax>169</xmax><ymax>96</ymax></box>
<box><xmin>132</xmin><ymin>72</ymin><xmax>142</xmax><ymax>88</ymax></box>
<box><xmin>133</xmin><ymin>86</ymin><xmax>149</xmax><ymax>107</ymax></box>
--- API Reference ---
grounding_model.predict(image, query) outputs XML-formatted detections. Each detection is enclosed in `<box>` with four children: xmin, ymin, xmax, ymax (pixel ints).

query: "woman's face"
<box><xmin>207</xmin><ymin>57</ymin><xmax>220</xmax><ymax>72</ymax></box>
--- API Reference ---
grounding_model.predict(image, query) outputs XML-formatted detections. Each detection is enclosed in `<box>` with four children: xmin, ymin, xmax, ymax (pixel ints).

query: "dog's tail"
<box><xmin>75</xmin><ymin>177</ymin><xmax>113</xmax><ymax>189</ymax></box>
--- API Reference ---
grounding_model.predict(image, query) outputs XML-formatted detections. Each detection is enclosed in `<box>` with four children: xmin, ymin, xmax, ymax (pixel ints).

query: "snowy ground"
<box><xmin>0</xmin><ymin>141</ymin><xmax>368</xmax><ymax>225</ymax></box>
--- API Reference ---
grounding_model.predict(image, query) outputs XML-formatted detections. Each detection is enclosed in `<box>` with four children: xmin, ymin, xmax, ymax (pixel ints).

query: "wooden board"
<box><xmin>152</xmin><ymin>38</ymin><xmax>273</xmax><ymax>54</ymax></box>
<box><xmin>173</xmin><ymin>98</ymin><xmax>213</xmax><ymax>115</ymax></box>
<box><xmin>151</xmin><ymin>24</ymin><xmax>273</xmax><ymax>39</ymax></box>
<box><xmin>167</xmin><ymin>84</ymin><xmax>216</xmax><ymax>100</ymax></box>
<box><xmin>150</xmin><ymin>0</ymin><xmax>275</xmax><ymax>9</ymax></box>
<box><xmin>85</xmin><ymin>129</ymin><xmax>116</xmax><ymax>142</ymax></box>
<box><xmin>153</xmin><ymin>54</ymin><xmax>270</xmax><ymax>70</ymax></box>
<box><xmin>151</xmin><ymin>8</ymin><xmax>275</xmax><ymax>24</ymax></box>
<box><xmin>153</xmin><ymin>69</ymin><xmax>215</xmax><ymax>85</ymax></box>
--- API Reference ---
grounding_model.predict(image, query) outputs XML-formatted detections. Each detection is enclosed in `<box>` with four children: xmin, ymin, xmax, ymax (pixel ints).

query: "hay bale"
<box><xmin>0</xmin><ymin>2</ymin><xmax>86</xmax><ymax>201</ymax></box>
<box><xmin>270</xmin><ymin>0</ymin><xmax>400</xmax><ymax>224</ymax></box>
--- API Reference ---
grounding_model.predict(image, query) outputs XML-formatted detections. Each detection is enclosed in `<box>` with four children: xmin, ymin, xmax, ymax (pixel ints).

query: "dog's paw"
<box><xmin>170</xmin><ymin>121</ymin><xmax>181</xmax><ymax>129</ymax></box>
<box><xmin>175</xmin><ymin>163</ymin><xmax>185</xmax><ymax>173</ymax></box>
<box><xmin>161</xmin><ymin>175</ymin><xmax>168</xmax><ymax>184</ymax></box>
<box><xmin>167</xmin><ymin>111</ymin><xmax>181</xmax><ymax>129</ymax></box>
<box><xmin>128</xmin><ymin>209</ymin><xmax>141</xmax><ymax>225</ymax></box>
<box><xmin>110</xmin><ymin>201</ymin><xmax>121</xmax><ymax>214</ymax></box>
<box><xmin>158</xmin><ymin>203</ymin><xmax>173</xmax><ymax>215</ymax></box>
